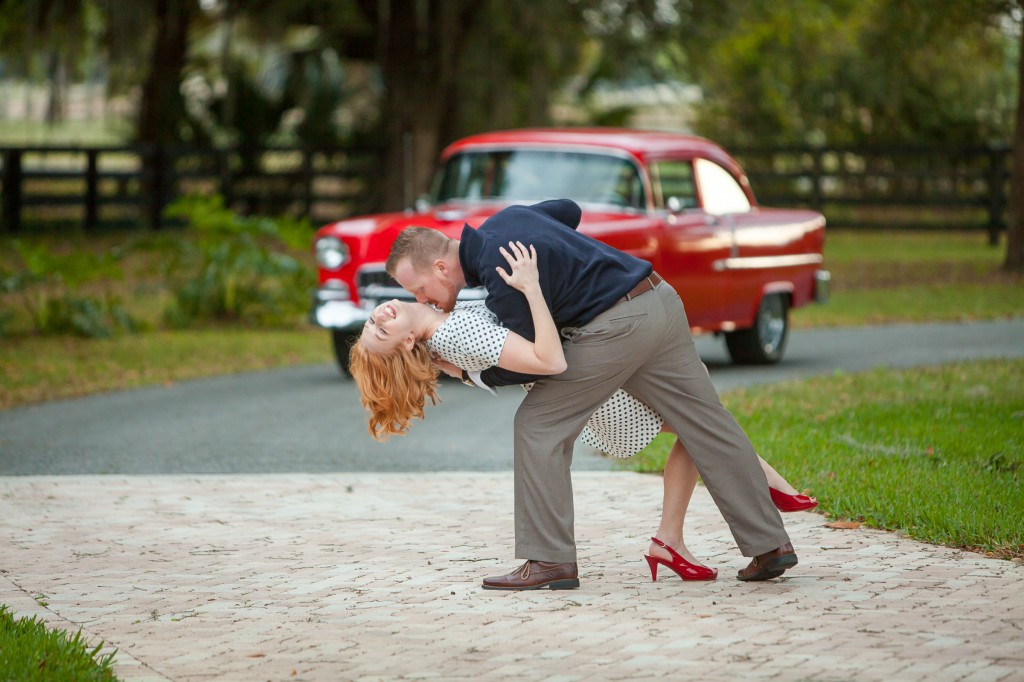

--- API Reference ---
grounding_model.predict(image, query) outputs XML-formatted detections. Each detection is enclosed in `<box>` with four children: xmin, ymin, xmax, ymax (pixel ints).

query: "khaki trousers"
<box><xmin>513</xmin><ymin>282</ymin><xmax>790</xmax><ymax>563</ymax></box>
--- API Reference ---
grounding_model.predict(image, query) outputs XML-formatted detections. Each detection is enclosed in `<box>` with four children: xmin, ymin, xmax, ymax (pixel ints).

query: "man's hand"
<box><xmin>431</xmin><ymin>354</ymin><xmax>463</xmax><ymax>379</ymax></box>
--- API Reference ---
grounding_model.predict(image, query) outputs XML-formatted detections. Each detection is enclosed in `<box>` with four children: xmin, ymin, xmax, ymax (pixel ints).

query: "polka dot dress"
<box><xmin>579</xmin><ymin>390</ymin><xmax>663</xmax><ymax>458</ymax></box>
<box><xmin>426</xmin><ymin>301</ymin><xmax>509</xmax><ymax>372</ymax></box>
<box><xmin>426</xmin><ymin>301</ymin><xmax>663</xmax><ymax>458</ymax></box>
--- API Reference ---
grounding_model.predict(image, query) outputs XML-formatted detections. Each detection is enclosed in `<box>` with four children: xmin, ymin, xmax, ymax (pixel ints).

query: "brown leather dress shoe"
<box><xmin>481</xmin><ymin>560</ymin><xmax>580</xmax><ymax>590</ymax></box>
<box><xmin>737</xmin><ymin>542</ymin><xmax>798</xmax><ymax>581</ymax></box>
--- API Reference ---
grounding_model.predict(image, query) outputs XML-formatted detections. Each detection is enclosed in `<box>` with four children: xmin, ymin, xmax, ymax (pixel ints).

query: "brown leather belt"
<box><xmin>618</xmin><ymin>272</ymin><xmax>663</xmax><ymax>304</ymax></box>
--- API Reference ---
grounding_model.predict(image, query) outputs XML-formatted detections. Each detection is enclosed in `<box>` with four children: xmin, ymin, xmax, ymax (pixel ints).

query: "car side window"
<box><xmin>651</xmin><ymin>160</ymin><xmax>698</xmax><ymax>211</ymax></box>
<box><xmin>694</xmin><ymin>158</ymin><xmax>751</xmax><ymax>215</ymax></box>
<box><xmin>613</xmin><ymin>163</ymin><xmax>645</xmax><ymax>208</ymax></box>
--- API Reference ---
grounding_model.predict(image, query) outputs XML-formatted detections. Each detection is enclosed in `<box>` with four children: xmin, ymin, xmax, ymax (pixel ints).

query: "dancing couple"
<box><xmin>350</xmin><ymin>199</ymin><xmax>816</xmax><ymax>589</ymax></box>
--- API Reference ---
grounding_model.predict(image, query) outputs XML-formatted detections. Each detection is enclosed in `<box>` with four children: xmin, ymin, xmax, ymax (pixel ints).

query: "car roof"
<box><xmin>440</xmin><ymin>127</ymin><xmax>718</xmax><ymax>156</ymax></box>
<box><xmin>440</xmin><ymin>127</ymin><xmax>741</xmax><ymax>173</ymax></box>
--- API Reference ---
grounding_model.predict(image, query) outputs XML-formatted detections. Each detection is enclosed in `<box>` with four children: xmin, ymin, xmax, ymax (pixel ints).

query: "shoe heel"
<box><xmin>647</xmin><ymin>537</ymin><xmax>717</xmax><ymax>581</ymax></box>
<box><xmin>644</xmin><ymin>554</ymin><xmax>659</xmax><ymax>582</ymax></box>
<box><xmin>549</xmin><ymin>578</ymin><xmax>580</xmax><ymax>590</ymax></box>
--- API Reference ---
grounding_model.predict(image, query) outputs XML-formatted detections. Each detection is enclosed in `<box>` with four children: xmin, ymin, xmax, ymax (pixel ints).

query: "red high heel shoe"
<box><xmin>644</xmin><ymin>537</ymin><xmax>717</xmax><ymax>582</ymax></box>
<box><xmin>770</xmin><ymin>487</ymin><xmax>819</xmax><ymax>512</ymax></box>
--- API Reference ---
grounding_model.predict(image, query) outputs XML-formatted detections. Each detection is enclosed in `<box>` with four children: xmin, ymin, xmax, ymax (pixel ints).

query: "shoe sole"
<box><xmin>737</xmin><ymin>568</ymin><xmax>785</xmax><ymax>582</ymax></box>
<box><xmin>737</xmin><ymin>554</ymin><xmax>798</xmax><ymax>582</ymax></box>
<box><xmin>778</xmin><ymin>503</ymin><xmax>819</xmax><ymax>512</ymax></box>
<box><xmin>481</xmin><ymin>578</ymin><xmax>580</xmax><ymax>591</ymax></box>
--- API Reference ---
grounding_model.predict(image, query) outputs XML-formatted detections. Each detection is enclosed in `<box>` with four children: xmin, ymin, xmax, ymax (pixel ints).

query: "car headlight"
<box><xmin>315</xmin><ymin>237</ymin><xmax>349</xmax><ymax>270</ymax></box>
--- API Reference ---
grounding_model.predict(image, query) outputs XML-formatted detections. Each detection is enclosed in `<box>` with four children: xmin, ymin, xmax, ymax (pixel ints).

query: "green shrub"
<box><xmin>0</xmin><ymin>604</ymin><xmax>119</xmax><ymax>681</ymax></box>
<box><xmin>161</xmin><ymin>195</ymin><xmax>315</xmax><ymax>327</ymax></box>
<box><xmin>0</xmin><ymin>241</ymin><xmax>139</xmax><ymax>339</ymax></box>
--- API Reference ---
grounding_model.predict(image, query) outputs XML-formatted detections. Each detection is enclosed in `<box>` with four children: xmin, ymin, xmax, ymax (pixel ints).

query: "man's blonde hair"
<box><xmin>386</xmin><ymin>227</ymin><xmax>451</xmax><ymax>277</ymax></box>
<box><xmin>348</xmin><ymin>337</ymin><xmax>441</xmax><ymax>441</ymax></box>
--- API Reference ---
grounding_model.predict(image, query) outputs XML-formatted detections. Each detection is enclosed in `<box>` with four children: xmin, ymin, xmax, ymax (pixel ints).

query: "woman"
<box><xmin>350</xmin><ymin>241</ymin><xmax>817</xmax><ymax>582</ymax></box>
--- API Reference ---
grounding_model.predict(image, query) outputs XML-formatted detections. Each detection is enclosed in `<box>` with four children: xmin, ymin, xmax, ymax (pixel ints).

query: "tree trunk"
<box><xmin>137</xmin><ymin>0</ymin><xmax>193</xmax><ymax>229</ymax></box>
<box><xmin>378</xmin><ymin>0</ymin><xmax>478</xmax><ymax>210</ymax></box>
<box><xmin>137</xmin><ymin>0</ymin><xmax>192</xmax><ymax>145</ymax></box>
<box><xmin>45</xmin><ymin>51</ymin><xmax>66</xmax><ymax>125</ymax></box>
<box><xmin>1004</xmin><ymin>9</ymin><xmax>1024</xmax><ymax>272</ymax></box>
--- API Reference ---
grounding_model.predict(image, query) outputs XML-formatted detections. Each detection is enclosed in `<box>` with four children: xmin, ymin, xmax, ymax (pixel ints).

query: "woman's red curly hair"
<box><xmin>348</xmin><ymin>338</ymin><xmax>441</xmax><ymax>441</ymax></box>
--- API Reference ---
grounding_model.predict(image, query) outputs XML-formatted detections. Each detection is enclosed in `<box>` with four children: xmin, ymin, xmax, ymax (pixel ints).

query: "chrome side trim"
<box><xmin>712</xmin><ymin>253</ymin><xmax>824</xmax><ymax>272</ymax></box>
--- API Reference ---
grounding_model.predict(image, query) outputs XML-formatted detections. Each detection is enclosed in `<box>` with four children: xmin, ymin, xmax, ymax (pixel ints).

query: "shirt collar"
<box><xmin>458</xmin><ymin>224</ymin><xmax>484</xmax><ymax>288</ymax></box>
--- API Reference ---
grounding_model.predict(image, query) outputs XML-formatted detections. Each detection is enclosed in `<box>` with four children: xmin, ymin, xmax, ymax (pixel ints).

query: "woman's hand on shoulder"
<box><xmin>495</xmin><ymin>241</ymin><xmax>539</xmax><ymax>293</ymax></box>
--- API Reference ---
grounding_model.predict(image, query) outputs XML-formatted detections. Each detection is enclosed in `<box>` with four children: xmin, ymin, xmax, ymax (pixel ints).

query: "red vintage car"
<box><xmin>311</xmin><ymin>128</ymin><xmax>829</xmax><ymax>374</ymax></box>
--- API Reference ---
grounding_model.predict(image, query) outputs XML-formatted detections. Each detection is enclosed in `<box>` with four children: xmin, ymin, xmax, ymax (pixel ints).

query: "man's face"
<box><xmin>392</xmin><ymin>257</ymin><xmax>458</xmax><ymax>312</ymax></box>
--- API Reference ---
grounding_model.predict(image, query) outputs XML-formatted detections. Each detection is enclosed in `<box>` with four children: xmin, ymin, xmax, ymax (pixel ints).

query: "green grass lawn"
<box><xmin>0</xmin><ymin>328</ymin><xmax>328</xmax><ymax>410</ymax></box>
<box><xmin>792</xmin><ymin>230</ymin><xmax>1024</xmax><ymax>327</ymax></box>
<box><xmin>0</xmin><ymin>605</ymin><xmax>118</xmax><ymax>681</ymax></box>
<box><xmin>620</xmin><ymin>358</ymin><xmax>1024</xmax><ymax>560</ymax></box>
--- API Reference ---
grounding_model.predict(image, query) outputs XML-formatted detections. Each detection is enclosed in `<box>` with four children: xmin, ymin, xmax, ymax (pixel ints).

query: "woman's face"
<box><xmin>360</xmin><ymin>299</ymin><xmax>418</xmax><ymax>354</ymax></box>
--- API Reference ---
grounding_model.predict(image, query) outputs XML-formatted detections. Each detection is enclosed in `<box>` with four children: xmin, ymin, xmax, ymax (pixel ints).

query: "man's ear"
<box><xmin>434</xmin><ymin>258</ymin><xmax>448</xmax><ymax>275</ymax></box>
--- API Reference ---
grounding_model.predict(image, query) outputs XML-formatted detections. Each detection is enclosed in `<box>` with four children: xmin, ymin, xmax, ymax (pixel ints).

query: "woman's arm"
<box><xmin>493</xmin><ymin>241</ymin><xmax>567</xmax><ymax>376</ymax></box>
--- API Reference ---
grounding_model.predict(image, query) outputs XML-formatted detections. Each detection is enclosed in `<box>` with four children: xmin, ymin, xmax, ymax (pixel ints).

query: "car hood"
<box><xmin>315</xmin><ymin>200</ymin><xmax>653</xmax><ymax>245</ymax></box>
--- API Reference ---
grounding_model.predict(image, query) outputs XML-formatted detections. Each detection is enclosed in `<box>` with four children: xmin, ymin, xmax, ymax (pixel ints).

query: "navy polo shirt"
<box><xmin>459</xmin><ymin>199</ymin><xmax>652</xmax><ymax>387</ymax></box>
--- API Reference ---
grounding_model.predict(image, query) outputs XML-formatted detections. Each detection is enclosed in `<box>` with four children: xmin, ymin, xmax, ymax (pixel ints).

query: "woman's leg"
<box><xmin>759</xmin><ymin>458</ymin><xmax>799</xmax><ymax>495</ymax></box>
<box><xmin>648</xmin><ymin>429</ymin><xmax>805</xmax><ymax>564</ymax></box>
<box><xmin>647</xmin><ymin>435</ymin><xmax>707</xmax><ymax>566</ymax></box>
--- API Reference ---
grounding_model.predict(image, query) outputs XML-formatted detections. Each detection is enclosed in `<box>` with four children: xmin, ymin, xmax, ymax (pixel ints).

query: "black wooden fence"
<box><xmin>0</xmin><ymin>144</ymin><xmax>379</xmax><ymax>234</ymax></box>
<box><xmin>730</xmin><ymin>144</ymin><xmax>1012</xmax><ymax>244</ymax></box>
<box><xmin>0</xmin><ymin>142</ymin><xmax>1014</xmax><ymax>241</ymax></box>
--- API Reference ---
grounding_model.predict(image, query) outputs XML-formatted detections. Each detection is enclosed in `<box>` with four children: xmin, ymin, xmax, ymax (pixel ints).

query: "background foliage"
<box><xmin>0</xmin><ymin>1</ymin><xmax>1021</xmax><ymax>264</ymax></box>
<box><xmin>0</xmin><ymin>196</ymin><xmax>315</xmax><ymax>338</ymax></box>
<box><xmin>1</xmin><ymin>1</ymin><xmax>1019</xmax><ymax>190</ymax></box>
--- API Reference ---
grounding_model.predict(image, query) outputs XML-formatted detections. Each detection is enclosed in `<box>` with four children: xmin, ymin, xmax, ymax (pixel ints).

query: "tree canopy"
<box><xmin>1</xmin><ymin>0</ymin><xmax>1021</xmax><ymax>267</ymax></box>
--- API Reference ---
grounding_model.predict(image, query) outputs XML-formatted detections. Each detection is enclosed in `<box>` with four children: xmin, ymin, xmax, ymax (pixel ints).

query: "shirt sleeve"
<box><xmin>529</xmin><ymin>198</ymin><xmax>582</xmax><ymax>230</ymax></box>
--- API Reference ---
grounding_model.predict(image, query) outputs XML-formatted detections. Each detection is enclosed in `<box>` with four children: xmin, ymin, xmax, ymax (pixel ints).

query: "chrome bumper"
<box><xmin>309</xmin><ymin>281</ymin><xmax>487</xmax><ymax>332</ymax></box>
<box><xmin>814</xmin><ymin>269</ymin><xmax>831</xmax><ymax>304</ymax></box>
<box><xmin>309</xmin><ymin>283</ymin><xmax>371</xmax><ymax>333</ymax></box>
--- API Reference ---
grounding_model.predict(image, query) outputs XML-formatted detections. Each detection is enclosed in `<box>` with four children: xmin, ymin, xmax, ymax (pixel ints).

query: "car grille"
<box><xmin>356</xmin><ymin>266</ymin><xmax>413</xmax><ymax>302</ymax></box>
<box><xmin>357</xmin><ymin>267</ymin><xmax>399</xmax><ymax>290</ymax></box>
<box><xmin>355</xmin><ymin>265</ymin><xmax>487</xmax><ymax>305</ymax></box>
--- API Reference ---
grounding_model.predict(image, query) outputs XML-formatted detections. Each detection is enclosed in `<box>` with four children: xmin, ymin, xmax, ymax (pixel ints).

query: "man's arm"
<box><xmin>478</xmin><ymin>364</ymin><xmax>547</xmax><ymax>388</ymax></box>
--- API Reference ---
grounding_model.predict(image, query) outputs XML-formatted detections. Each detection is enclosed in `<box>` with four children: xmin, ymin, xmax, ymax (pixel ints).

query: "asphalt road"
<box><xmin>1</xmin><ymin>319</ymin><xmax>1021</xmax><ymax>475</ymax></box>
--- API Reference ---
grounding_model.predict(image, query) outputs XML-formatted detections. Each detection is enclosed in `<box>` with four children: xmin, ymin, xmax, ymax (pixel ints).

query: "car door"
<box><xmin>649</xmin><ymin>158</ymin><xmax>734</xmax><ymax>332</ymax></box>
<box><xmin>692</xmin><ymin>157</ymin><xmax>766</xmax><ymax>325</ymax></box>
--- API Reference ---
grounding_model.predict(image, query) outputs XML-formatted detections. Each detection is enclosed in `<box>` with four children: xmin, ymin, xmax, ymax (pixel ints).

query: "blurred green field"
<box><xmin>620</xmin><ymin>358</ymin><xmax>1024</xmax><ymax>560</ymax></box>
<box><xmin>793</xmin><ymin>230</ymin><xmax>1023</xmax><ymax>326</ymax></box>
<box><xmin>1</xmin><ymin>227</ymin><xmax>1021</xmax><ymax>409</ymax></box>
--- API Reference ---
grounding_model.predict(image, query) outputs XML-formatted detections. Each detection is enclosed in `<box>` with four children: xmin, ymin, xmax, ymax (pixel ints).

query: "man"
<box><xmin>387</xmin><ymin>199</ymin><xmax>796</xmax><ymax>589</ymax></box>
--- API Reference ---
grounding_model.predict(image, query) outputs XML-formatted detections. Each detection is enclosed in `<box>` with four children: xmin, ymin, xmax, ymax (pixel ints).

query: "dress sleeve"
<box><xmin>429</xmin><ymin>303</ymin><xmax>510</xmax><ymax>372</ymax></box>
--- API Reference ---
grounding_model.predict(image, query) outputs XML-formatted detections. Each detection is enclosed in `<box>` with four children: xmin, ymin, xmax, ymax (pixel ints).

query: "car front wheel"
<box><xmin>724</xmin><ymin>294</ymin><xmax>789</xmax><ymax>365</ymax></box>
<box><xmin>332</xmin><ymin>330</ymin><xmax>359</xmax><ymax>377</ymax></box>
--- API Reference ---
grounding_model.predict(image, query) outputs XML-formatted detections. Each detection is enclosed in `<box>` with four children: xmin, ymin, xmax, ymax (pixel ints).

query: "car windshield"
<box><xmin>432</xmin><ymin>149</ymin><xmax>646</xmax><ymax>208</ymax></box>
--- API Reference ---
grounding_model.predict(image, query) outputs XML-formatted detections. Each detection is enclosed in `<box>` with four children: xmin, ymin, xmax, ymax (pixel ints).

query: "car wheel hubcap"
<box><xmin>759</xmin><ymin>297</ymin><xmax>786</xmax><ymax>354</ymax></box>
